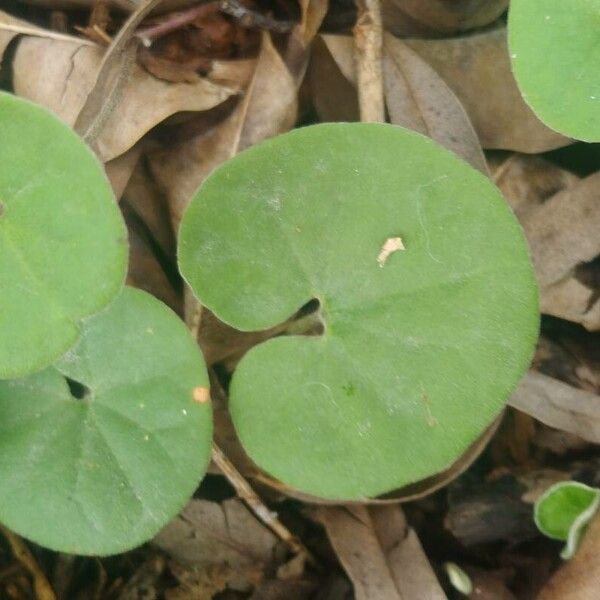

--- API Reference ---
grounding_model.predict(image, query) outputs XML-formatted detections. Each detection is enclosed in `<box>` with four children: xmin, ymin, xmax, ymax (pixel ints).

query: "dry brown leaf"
<box><xmin>165</xmin><ymin>563</ymin><xmax>233</xmax><ymax>600</ymax></box>
<box><xmin>153</xmin><ymin>498</ymin><xmax>280</xmax><ymax>583</ymax></box>
<box><xmin>318</xmin><ymin>505</ymin><xmax>446</xmax><ymax>600</ymax></box>
<box><xmin>0</xmin><ymin>11</ymin><xmax>31</xmax><ymax>65</ymax></box>
<box><xmin>105</xmin><ymin>145</ymin><xmax>142</xmax><ymax>200</ymax></box>
<box><xmin>12</xmin><ymin>36</ymin><xmax>236</xmax><ymax>162</ymax></box>
<box><xmin>123</xmin><ymin>162</ymin><xmax>175</xmax><ymax>258</ymax></box>
<box><xmin>509</xmin><ymin>371</ymin><xmax>600</xmax><ymax>444</ymax></box>
<box><xmin>405</xmin><ymin>29</ymin><xmax>569</xmax><ymax>152</ymax></box>
<box><xmin>285</xmin><ymin>0</ymin><xmax>330</xmax><ymax>79</ymax></box>
<box><xmin>149</xmin><ymin>31</ymin><xmax>297</xmax><ymax>226</ymax></box>
<box><xmin>123</xmin><ymin>205</ymin><xmax>180</xmax><ymax>312</ymax></box>
<box><xmin>311</xmin><ymin>34</ymin><xmax>487</xmax><ymax>173</ymax></box>
<box><xmin>519</xmin><ymin>172</ymin><xmax>600</xmax><ymax>329</ymax></box>
<box><xmin>382</xmin><ymin>0</ymin><xmax>508</xmax><ymax>35</ymax></box>
<box><xmin>383</xmin><ymin>33</ymin><xmax>487</xmax><ymax>174</ymax></box>
<box><xmin>309</xmin><ymin>36</ymin><xmax>360</xmax><ymax>123</ymax></box>
<box><xmin>490</xmin><ymin>154</ymin><xmax>580</xmax><ymax>218</ymax></box>
<box><xmin>536</xmin><ymin>512</ymin><xmax>600</xmax><ymax>600</ymax></box>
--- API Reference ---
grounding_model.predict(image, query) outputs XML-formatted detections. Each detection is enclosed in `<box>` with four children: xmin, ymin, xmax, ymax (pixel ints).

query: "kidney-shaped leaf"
<box><xmin>0</xmin><ymin>287</ymin><xmax>212</xmax><ymax>555</ymax></box>
<box><xmin>179</xmin><ymin>123</ymin><xmax>538</xmax><ymax>500</ymax></box>
<box><xmin>0</xmin><ymin>92</ymin><xmax>127</xmax><ymax>378</ymax></box>
<box><xmin>535</xmin><ymin>481</ymin><xmax>600</xmax><ymax>559</ymax></box>
<box><xmin>508</xmin><ymin>0</ymin><xmax>600</xmax><ymax>141</ymax></box>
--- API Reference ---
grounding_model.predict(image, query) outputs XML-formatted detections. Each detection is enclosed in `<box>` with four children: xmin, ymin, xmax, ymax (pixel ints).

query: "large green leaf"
<box><xmin>508</xmin><ymin>0</ymin><xmax>600</xmax><ymax>141</ymax></box>
<box><xmin>535</xmin><ymin>481</ymin><xmax>600</xmax><ymax>559</ymax></box>
<box><xmin>0</xmin><ymin>287</ymin><xmax>212</xmax><ymax>555</ymax></box>
<box><xmin>0</xmin><ymin>92</ymin><xmax>127</xmax><ymax>378</ymax></box>
<box><xmin>179</xmin><ymin>123</ymin><xmax>539</xmax><ymax>500</ymax></box>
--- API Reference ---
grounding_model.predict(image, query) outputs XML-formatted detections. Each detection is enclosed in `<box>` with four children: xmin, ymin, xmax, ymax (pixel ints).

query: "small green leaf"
<box><xmin>535</xmin><ymin>481</ymin><xmax>600</xmax><ymax>559</ymax></box>
<box><xmin>179</xmin><ymin>123</ymin><xmax>539</xmax><ymax>500</ymax></box>
<box><xmin>0</xmin><ymin>287</ymin><xmax>212</xmax><ymax>555</ymax></box>
<box><xmin>508</xmin><ymin>0</ymin><xmax>600</xmax><ymax>141</ymax></box>
<box><xmin>0</xmin><ymin>92</ymin><xmax>127</xmax><ymax>378</ymax></box>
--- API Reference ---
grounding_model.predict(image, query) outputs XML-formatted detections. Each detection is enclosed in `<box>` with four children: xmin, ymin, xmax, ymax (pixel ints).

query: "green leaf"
<box><xmin>0</xmin><ymin>287</ymin><xmax>212</xmax><ymax>555</ymax></box>
<box><xmin>179</xmin><ymin>123</ymin><xmax>539</xmax><ymax>500</ymax></box>
<box><xmin>508</xmin><ymin>0</ymin><xmax>600</xmax><ymax>142</ymax></box>
<box><xmin>535</xmin><ymin>481</ymin><xmax>600</xmax><ymax>559</ymax></box>
<box><xmin>0</xmin><ymin>92</ymin><xmax>127</xmax><ymax>378</ymax></box>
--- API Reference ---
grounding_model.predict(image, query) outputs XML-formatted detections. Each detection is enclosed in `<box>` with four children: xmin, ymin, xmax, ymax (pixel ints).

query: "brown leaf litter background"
<box><xmin>0</xmin><ymin>0</ymin><xmax>599</xmax><ymax>598</ymax></box>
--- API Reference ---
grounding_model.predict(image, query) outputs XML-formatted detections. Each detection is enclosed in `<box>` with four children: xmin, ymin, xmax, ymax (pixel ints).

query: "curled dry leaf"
<box><xmin>149</xmin><ymin>31</ymin><xmax>297</xmax><ymax>227</ymax></box>
<box><xmin>0</xmin><ymin>11</ymin><xmax>31</xmax><ymax>65</ymax></box>
<box><xmin>382</xmin><ymin>0</ymin><xmax>508</xmax><ymax>35</ymax></box>
<box><xmin>11</xmin><ymin>34</ymin><xmax>237</xmax><ymax>162</ymax></box>
<box><xmin>510</xmin><ymin>371</ymin><xmax>600</xmax><ymax>445</ymax></box>
<box><xmin>405</xmin><ymin>28</ymin><xmax>569</xmax><ymax>153</ymax></box>
<box><xmin>519</xmin><ymin>172</ymin><xmax>600</xmax><ymax>330</ymax></box>
<box><xmin>317</xmin><ymin>505</ymin><xmax>446</xmax><ymax>600</ymax></box>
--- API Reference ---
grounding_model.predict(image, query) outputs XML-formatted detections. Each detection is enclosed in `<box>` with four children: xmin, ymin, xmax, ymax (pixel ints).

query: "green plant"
<box><xmin>0</xmin><ymin>94</ymin><xmax>212</xmax><ymax>555</ymax></box>
<box><xmin>0</xmin><ymin>94</ymin><xmax>538</xmax><ymax>552</ymax></box>
<box><xmin>508</xmin><ymin>0</ymin><xmax>600</xmax><ymax>141</ymax></box>
<box><xmin>178</xmin><ymin>123</ymin><xmax>539</xmax><ymax>500</ymax></box>
<box><xmin>0</xmin><ymin>92</ymin><xmax>127</xmax><ymax>378</ymax></box>
<box><xmin>535</xmin><ymin>481</ymin><xmax>600</xmax><ymax>559</ymax></box>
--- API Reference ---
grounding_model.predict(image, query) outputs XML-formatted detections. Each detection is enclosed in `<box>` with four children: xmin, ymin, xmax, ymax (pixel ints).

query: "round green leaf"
<box><xmin>179</xmin><ymin>123</ymin><xmax>538</xmax><ymax>500</ymax></box>
<box><xmin>508</xmin><ymin>0</ymin><xmax>600</xmax><ymax>142</ymax></box>
<box><xmin>0</xmin><ymin>92</ymin><xmax>127</xmax><ymax>378</ymax></box>
<box><xmin>0</xmin><ymin>287</ymin><xmax>212</xmax><ymax>555</ymax></box>
<box><xmin>535</xmin><ymin>481</ymin><xmax>600</xmax><ymax>559</ymax></box>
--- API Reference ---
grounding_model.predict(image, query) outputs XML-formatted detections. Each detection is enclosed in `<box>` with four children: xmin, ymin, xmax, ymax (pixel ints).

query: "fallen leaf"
<box><xmin>490</xmin><ymin>154</ymin><xmax>580</xmax><ymax>218</ymax></box>
<box><xmin>519</xmin><ymin>172</ymin><xmax>600</xmax><ymax>330</ymax></box>
<box><xmin>317</xmin><ymin>505</ymin><xmax>446</xmax><ymax>600</ymax></box>
<box><xmin>309</xmin><ymin>36</ymin><xmax>360</xmax><ymax>123</ymax></box>
<box><xmin>149</xmin><ymin>31</ymin><xmax>297</xmax><ymax>226</ymax></box>
<box><xmin>382</xmin><ymin>0</ymin><xmax>508</xmax><ymax>35</ymax></box>
<box><xmin>536</xmin><ymin>511</ymin><xmax>600</xmax><ymax>600</ymax></box>
<box><xmin>312</xmin><ymin>34</ymin><xmax>487</xmax><ymax>173</ymax></box>
<box><xmin>12</xmin><ymin>34</ymin><xmax>237</xmax><ymax>161</ymax></box>
<box><xmin>510</xmin><ymin>371</ymin><xmax>600</xmax><ymax>444</ymax></box>
<box><xmin>405</xmin><ymin>28</ymin><xmax>570</xmax><ymax>152</ymax></box>
<box><xmin>123</xmin><ymin>204</ymin><xmax>181</xmax><ymax>313</ymax></box>
<box><xmin>153</xmin><ymin>498</ymin><xmax>281</xmax><ymax>576</ymax></box>
<box><xmin>105</xmin><ymin>145</ymin><xmax>142</xmax><ymax>200</ymax></box>
<box><xmin>383</xmin><ymin>33</ymin><xmax>487</xmax><ymax>173</ymax></box>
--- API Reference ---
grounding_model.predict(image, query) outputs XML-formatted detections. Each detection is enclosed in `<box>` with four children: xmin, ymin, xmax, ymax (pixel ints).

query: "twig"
<box><xmin>0</xmin><ymin>23</ymin><xmax>96</xmax><ymax>46</ymax></box>
<box><xmin>220</xmin><ymin>0</ymin><xmax>295</xmax><ymax>33</ymax></box>
<box><xmin>136</xmin><ymin>2</ymin><xmax>220</xmax><ymax>46</ymax></box>
<box><xmin>211</xmin><ymin>442</ymin><xmax>314</xmax><ymax>561</ymax></box>
<box><xmin>0</xmin><ymin>526</ymin><xmax>56</xmax><ymax>600</ymax></box>
<box><xmin>353</xmin><ymin>0</ymin><xmax>384</xmax><ymax>123</ymax></box>
<box><xmin>188</xmin><ymin>299</ymin><xmax>204</xmax><ymax>341</ymax></box>
<box><xmin>74</xmin><ymin>0</ymin><xmax>165</xmax><ymax>146</ymax></box>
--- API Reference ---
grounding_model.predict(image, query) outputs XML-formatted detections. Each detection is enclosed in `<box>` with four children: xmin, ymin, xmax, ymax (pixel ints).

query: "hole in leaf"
<box><xmin>66</xmin><ymin>377</ymin><xmax>91</xmax><ymax>401</ymax></box>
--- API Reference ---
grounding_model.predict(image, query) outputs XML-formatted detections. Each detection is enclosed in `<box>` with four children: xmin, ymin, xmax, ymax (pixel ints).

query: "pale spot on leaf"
<box><xmin>193</xmin><ymin>386</ymin><xmax>210</xmax><ymax>403</ymax></box>
<box><xmin>377</xmin><ymin>237</ymin><xmax>405</xmax><ymax>267</ymax></box>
